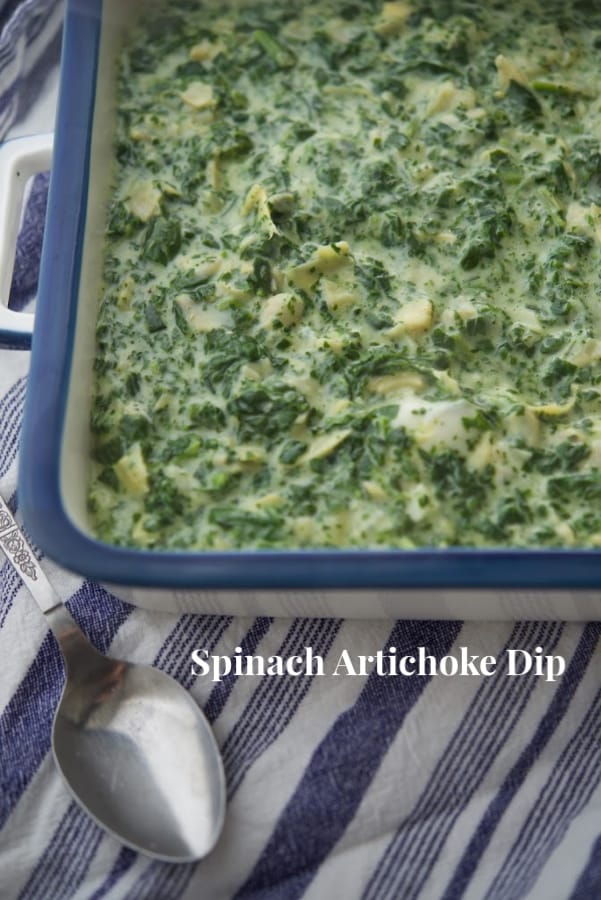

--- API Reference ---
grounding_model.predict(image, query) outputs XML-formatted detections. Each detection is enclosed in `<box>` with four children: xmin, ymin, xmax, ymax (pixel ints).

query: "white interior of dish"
<box><xmin>60</xmin><ymin>0</ymin><xmax>163</xmax><ymax>534</ymax></box>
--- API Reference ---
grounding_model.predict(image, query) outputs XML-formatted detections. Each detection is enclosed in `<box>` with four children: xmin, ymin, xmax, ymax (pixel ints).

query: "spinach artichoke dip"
<box><xmin>89</xmin><ymin>0</ymin><xmax>601</xmax><ymax>551</ymax></box>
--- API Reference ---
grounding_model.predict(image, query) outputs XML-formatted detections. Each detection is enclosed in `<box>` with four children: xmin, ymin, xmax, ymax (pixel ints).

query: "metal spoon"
<box><xmin>0</xmin><ymin>492</ymin><xmax>226</xmax><ymax>862</ymax></box>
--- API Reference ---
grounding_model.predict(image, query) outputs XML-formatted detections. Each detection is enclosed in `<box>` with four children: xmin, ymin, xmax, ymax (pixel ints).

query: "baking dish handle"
<box><xmin>0</xmin><ymin>132</ymin><xmax>54</xmax><ymax>349</ymax></box>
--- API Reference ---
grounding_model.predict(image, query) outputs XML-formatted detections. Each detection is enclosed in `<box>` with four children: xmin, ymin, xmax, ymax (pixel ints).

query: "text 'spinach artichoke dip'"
<box><xmin>89</xmin><ymin>0</ymin><xmax>601</xmax><ymax>551</ymax></box>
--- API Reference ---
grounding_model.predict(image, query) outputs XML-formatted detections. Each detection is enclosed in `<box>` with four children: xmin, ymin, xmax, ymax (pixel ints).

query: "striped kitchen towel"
<box><xmin>0</xmin><ymin>0</ymin><xmax>63</xmax><ymax>137</ymax></box>
<box><xmin>2</xmin><ymin>2</ymin><xmax>601</xmax><ymax>899</ymax></box>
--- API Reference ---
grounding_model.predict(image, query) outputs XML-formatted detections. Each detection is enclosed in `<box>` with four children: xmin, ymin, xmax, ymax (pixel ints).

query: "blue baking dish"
<box><xmin>10</xmin><ymin>0</ymin><xmax>601</xmax><ymax>618</ymax></box>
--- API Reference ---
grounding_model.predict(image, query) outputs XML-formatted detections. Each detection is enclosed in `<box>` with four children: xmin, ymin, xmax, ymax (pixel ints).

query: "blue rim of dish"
<box><xmin>0</xmin><ymin>329</ymin><xmax>31</xmax><ymax>348</ymax></box>
<box><xmin>18</xmin><ymin>0</ymin><xmax>601</xmax><ymax>590</ymax></box>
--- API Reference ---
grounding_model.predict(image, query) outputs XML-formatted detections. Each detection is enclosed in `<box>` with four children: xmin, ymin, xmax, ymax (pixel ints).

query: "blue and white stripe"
<box><xmin>0</xmin><ymin>0</ymin><xmax>63</xmax><ymax>137</ymax></box>
<box><xmin>3</xmin><ymin>2</ymin><xmax>601</xmax><ymax>898</ymax></box>
<box><xmin>363</xmin><ymin>622</ymin><xmax>564</xmax><ymax>900</ymax></box>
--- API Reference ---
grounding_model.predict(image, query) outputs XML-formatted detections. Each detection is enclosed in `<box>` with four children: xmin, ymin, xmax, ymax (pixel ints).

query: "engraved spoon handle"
<box><xmin>0</xmin><ymin>493</ymin><xmax>114</xmax><ymax>676</ymax></box>
<box><xmin>0</xmin><ymin>492</ymin><xmax>66</xmax><ymax>616</ymax></box>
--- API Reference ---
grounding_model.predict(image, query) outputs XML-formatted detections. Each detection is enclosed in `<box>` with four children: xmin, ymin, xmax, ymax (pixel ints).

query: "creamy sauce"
<box><xmin>89</xmin><ymin>0</ymin><xmax>601</xmax><ymax>549</ymax></box>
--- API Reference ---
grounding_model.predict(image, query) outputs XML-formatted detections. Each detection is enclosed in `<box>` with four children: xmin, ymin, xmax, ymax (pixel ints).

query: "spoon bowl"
<box><xmin>0</xmin><ymin>494</ymin><xmax>225</xmax><ymax>862</ymax></box>
<box><xmin>51</xmin><ymin>628</ymin><xmax>226</xmax><ymax>861</ymax></box>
